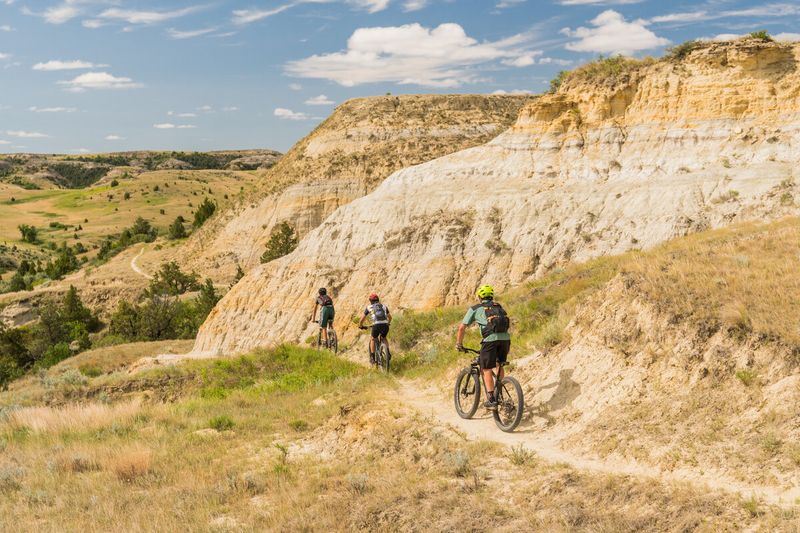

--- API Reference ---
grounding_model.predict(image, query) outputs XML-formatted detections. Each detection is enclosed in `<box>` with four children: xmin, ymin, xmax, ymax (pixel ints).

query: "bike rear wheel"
<box><xmin>378</xmin><ymin>339</ymin><xmax>390</xmax><ymax>372</ymax></box>
<box><xmin>328</xmin><ymin>329</ymin><xmax>338</xmax><ymax>354</ymax></box>
<box><xmin>454</xmin><ymin>368</ymin><xmax>481</xmax><ymax>419</ymax></box>
<box><xmin>493</xmin><ymin>376</ymin><xmax>524</xmax><ymax>432</ymax></box>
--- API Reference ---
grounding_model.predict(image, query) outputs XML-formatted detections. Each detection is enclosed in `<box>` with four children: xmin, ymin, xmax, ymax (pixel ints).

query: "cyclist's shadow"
<box><xmin>526</xmin><ymin>369</ymin><xmax>581</xmax><ymax>427</ymax></box>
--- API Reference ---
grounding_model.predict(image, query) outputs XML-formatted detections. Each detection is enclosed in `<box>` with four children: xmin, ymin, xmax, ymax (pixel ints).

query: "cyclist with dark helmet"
<box><xmin>456</xmin><ymin>284</ymin><xmax>511</xmax><ymax>411</ymax></box>
<box><xmin>358</xmin><ymin>293</ymin><xmax>392</xmax><ymax>364</ymax></box>
<box><xmin>309</xmin><ymin>287</ymin><xmax>335</xmax><ymax>346</ymax></box>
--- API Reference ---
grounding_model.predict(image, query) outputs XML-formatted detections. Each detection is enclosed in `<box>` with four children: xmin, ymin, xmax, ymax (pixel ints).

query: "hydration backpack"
<box><xmin>319</xmin><ymin>294</ymin><xmax>333</xmax><ymax>307</ymax></box>
<box><xmin>372</xmin><ymin>303</ymin><xmax>388</xmax><ymax>322</ymax></box>
<box><xmin>474</xmin><ymin>301</ymin><xmax>510</xmax><ymax>338</ymax></box>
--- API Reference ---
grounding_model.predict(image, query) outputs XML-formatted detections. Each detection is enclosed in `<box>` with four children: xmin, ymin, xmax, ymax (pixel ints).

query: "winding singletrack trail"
<box><xmin>130</xmin><ymin>245</ymin><xmax>152</xmax><ymax>280</ymax></box>
<box><xmin>400</xmin><ymin>378</ymin><xmax>800</xmax><ymax>508</ymax></box>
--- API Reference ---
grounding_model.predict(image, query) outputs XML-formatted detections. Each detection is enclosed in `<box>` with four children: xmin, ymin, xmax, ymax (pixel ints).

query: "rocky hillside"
<box><xmin>178</xmin><ymin>95</ymin><xmax>533</xmax><ymax>277</ymax></box>
<box><xmin>193</xmin><ymin>38</ymin><xmax>800</xmax><ymax>356</ymax></box>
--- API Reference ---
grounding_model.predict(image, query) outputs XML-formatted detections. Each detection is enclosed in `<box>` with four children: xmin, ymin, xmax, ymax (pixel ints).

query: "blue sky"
<box><xmin>0</xmin><ymin>0</ymin><xmax>798</xmax><ymax>154</ymax></box>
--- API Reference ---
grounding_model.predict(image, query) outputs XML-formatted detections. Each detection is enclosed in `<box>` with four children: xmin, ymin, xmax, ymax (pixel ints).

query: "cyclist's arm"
<box><xmin>456</xmin><ymin>323</ymin><xmax>467</xmax><ymax>347</ymax></box>
<box><xmin>358</xmin><ymin>310</ymin><xmax>367</xmax><ymax>327</ymax></box>
<box><xmin>309</xmin><ymin>302</ymin><xmax>318</xmax><ymax>322</ymax></box>
<box><xmin>386</xmin><ymin>310</ymin><xmax>392</xmax><ymax>324</ymax></box>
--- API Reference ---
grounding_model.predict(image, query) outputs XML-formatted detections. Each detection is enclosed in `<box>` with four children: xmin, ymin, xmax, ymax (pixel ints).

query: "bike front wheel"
<box><xmin>493</xmin><ymin>376</ymin><xmax>524</xmax><ymax>432</ymax></box>
<box><xmin>328</xmin><ymin>330</ymin><xmax>338</xmax><ymax>354</ymax></box>
<box><xmin>454</xmin><ymin>368</ymin><xmax>481</xmax><ymax>419</ymax></box>
<box><xmin>379</xmin><ymin>341</ymin><xmax>390</xmax><ymax>372</ymax></box>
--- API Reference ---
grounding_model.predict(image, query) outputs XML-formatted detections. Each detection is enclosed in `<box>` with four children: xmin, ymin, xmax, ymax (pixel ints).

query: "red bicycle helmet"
<box><xmin>368</xmin><ymin>293</ymin><xmax>379</xmax><ymax>302</ymax></box>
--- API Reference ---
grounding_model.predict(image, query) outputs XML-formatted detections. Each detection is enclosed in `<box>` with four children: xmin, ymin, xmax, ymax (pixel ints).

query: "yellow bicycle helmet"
<box><xmin>476</xmin><ymin>284</ymin><xmax>494</xmax><ymax>299</ymax></box>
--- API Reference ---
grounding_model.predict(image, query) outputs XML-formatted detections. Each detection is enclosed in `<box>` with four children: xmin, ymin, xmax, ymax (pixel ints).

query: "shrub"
<box><xmin>17</xmin><ymin>224</ymin><xmax>38</xmax><ymax>244</ymax></box>
<box><xmin>110</xmin><ymin>179</ymin><xmax>119</xmax><ymax>187</ymax></box>
<box><xmin>167</xmin><ymin>216</ymin><xmax>187</xmax><ymax>240</ymax></box>
<box><xmin>666</xmin><ymin>40</ymin><xmax>702</xmax><ymax>61</ymax></box>
<box><xmin>260</xmin><ymin>222</ymin><xmax>298</xmax><ymax>263</ymax></box>
<box><xmin>43</xmin><ymin>244</ymin><xmax>79</xmax><ymax>279</ymax></box>
<box><xmin>148</xmin><ymin>261</ymin><xmax>200</xmax><ymax>296</ymax></box>
<box><xmin>208</xmin><ymin>415</ymin><xmax>234</xmax><ymax>431</ymax></box>
<box><xmin>549</xmin><ymin>70</ymin><xmax>568</xmax><ymax>93</ymax></box>
<box><xmin>749</xmin><ymin>30</ymin><xmax>773</xmax><ymax>42</ymax></box>
<box><xmin>192</xmin><ymin>197</ymin><xmax>216</xmax><ymax>228</ymax></box>
<box><xmin>111</xmin><ymin>447</ymin><xmax>152</xmax><ymax>482</ymax></box>
<box><xmin>509</xmin><ymin>444</ymin><xmax>536</xmax><ymax>466</ymax></box>
<box><xmin>49</xmin><ymin>163</ymin><xmax>109</xmax><ymax>188</ymax></box>
<box><xmin>123</xmin><ymin>191</ymin><xmax>131</xmax><ymax>200</ymax></box>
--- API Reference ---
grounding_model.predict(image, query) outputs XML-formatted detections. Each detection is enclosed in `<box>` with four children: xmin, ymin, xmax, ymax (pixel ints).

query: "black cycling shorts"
<box><xmin>479</xmin><ymin>340</ymin><xmax>510</xmax><ymax>370</ymax></box>
<box><xmin>371</xmin><ymin>323</ymin><xmax>389</xmax><ymax>339</ymax></box>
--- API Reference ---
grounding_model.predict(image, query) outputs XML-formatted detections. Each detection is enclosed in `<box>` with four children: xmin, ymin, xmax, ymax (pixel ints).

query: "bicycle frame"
<box><xmin>464</xmin><ymin>348</ymin><xmax>506</xmax><ymax>398</ymax></box>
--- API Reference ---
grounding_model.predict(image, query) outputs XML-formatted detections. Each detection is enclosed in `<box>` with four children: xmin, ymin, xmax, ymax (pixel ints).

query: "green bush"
<box><xmin>18</xmin><ymin>224</ymin><xmax>38</xmax><ymax>244</ymax></box>
<box><xmin>208</xmin><ymin>415</ymin><xmax>235</xmax><ymax>431</ymax></box>
<box><xmin>193</xmin><ymin>198</ymin><xmax>216</xmax><ymax>228</ymax></box>
<box><xmin>168</xmin><ymin>216</ymin><xmax>187</xmax><ymax>240</ymax></box>
<box><xmin>749</xmin><ymin>30</ymin><xmax>773</xmax><ymax>42</ymax></box>
<box><xmin>49</xmin><ymin>163</ymin><xmax>109</xmax><ymax>188</ymax></box>
<box><xmin>260</xmin><ymin>222</ymin><xmax>298</xmax><ymax>263</ymax></box>
<box><xmin>666</xmin><ymin>40</ymin><xmax>702</xmax><ymax>61</ymax></box>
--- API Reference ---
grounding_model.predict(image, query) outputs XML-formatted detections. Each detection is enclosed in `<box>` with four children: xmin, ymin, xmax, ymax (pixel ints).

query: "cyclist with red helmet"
<box><xmin>358</xmin><ymin>293</ymin><xmax>392</xmax><ymax>364</ymax></box>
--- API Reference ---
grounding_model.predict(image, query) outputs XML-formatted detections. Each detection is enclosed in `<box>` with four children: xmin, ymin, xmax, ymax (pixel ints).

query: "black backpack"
<box><xmin>474</xmin><ymin>301</ymin><xmax>509</xmax><ymax>338</ymax></box>
<box><xmin>372</xmin><ymin>303</ymin><xmax>388</xmax><ymax>322</ymax></box>
<box><xmin>319</xmin><ymin>294</ymin><xmax>333</xmax><ymax>307</ymax></box>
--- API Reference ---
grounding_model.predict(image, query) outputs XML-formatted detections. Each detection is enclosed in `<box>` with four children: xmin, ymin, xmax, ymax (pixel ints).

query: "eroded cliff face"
<box><xmin>178</xmin><ymin>95</ymin><xmax>532</xmax><ymax>278</ymax></box>
<box><xmin>193</xmin><ymin>40</ymin><xmax>800</xmax><ymax>356</ymax></box>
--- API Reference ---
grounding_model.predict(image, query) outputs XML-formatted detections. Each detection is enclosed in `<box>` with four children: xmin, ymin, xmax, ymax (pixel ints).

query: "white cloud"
<box><xmin>0</xmin><ymin>140</ymin><xmax>10</xmax><ymax>145</ymax></box>
<box><xmin>7</xmin><ymin>130</ymin><xmax>49</xmax><ymax>138</ymax></box>
<box><xmin>562</xmin><ymin>10</ymin><xmax>670</xmax><ymax>55</ymax></box>
<box><xmin>775</xmin><ymin>33</ymin><xmax>800</xmax><ymax>42</ymax></box>
<box><xmin>286</xmin><ymin>22</ymin><xmax>538</xmax><ymax>87</ymax></box>
<box><xmin>274</xmin><ymin>107</ymin><xmax>310</xmax><ymax>120</ymax></box>
<box><xmin>98</xmin><ymin>6</ymin><xmax>202</xmax><ymax>25</ymax></box>
<box><xmin>153</xmin><ymin>123</ymin><xmax>196</xmax><ymax>129</ymax></box>
<box><xmin>105</xmin><ymin>134</ymin><xmax>124</xmax><ymax>140</ymax></box>
<box><xmin>32</xmin><ymin>59</ymin><xmax>106</xmax><ymax>71</ymax></box>
<box><xmin>650</xmin><ymin>11</ymin><xmax>708</xmax><ymax>24</ymax></box>
<box><xmin>167</xmin><ymin>111</ymin><xmax>198</xmax><ymax>118</ymax></box>
<box><xmin>0</xmin><ymin>52</ymin><xmax>10</xmax><ymax>60</ymax></box>
<box><xmin>222</xmin><ymin>106</ymin><xmax>239</xmax><ymax>111</ymax></box>
<box><xmin>58</xmin><ymin>72</ymin><xmax>143</xmax><ymax>92</ymax></box>
<box><xmin>502</xmin><ymin>51</ymin><xmax>542</xmax><ymax>67</ymax></box>
<box><xmin>289</xmin><ymin>83</ymin><xmax>303</xmax><ymax>91</ymax></box>
<box><xmin>70</xmin><ymin>148</ymin><xmax>90</xmax><ymax>153</ymax></box>
<box><xmin>168</xmin><ymin>27</ymin><xmax>215</xmax><ymax>39</ymax></box>
<box><xmin>347</xmin><ymin>0</ymin><xmax>390</xmax><ymax>13</ymax></box>
<box><xmin>492</xmin><ymin>89</ymin><xmax>533</xmax><ymax>95</ymax></box>
<box><xmin>232</xmin><ymin>4</ymin><xmax>295</xmax><ymax>25</ymax></box>
<box><xmin>403</xmin><ymin>0</ymin><xmax>428</xmax><ymax>11</ymax></box>
<box><xmin>305</xmin><ymin>94</ymin><xmax>335</xmax><ymax>105</ymax></box>
<box><xmin>0</xmin><ymin>25</ymin><xmax>14</xmax><ymax>32</ymax></box>
<box><xmin>29</xmin><ymin>106</ymin><xmax>77</xmax><ymax>113</ymax></box>
<box><xmin>495</xmin><ymin>0</ymin><xmax>526</xmax><ymax>8</ymax></box>
<box><xmin>81</xmin><ymin>19</ymin><xmax>105</xmax><ymax>29</ymax></box>
<box><xmin>651</xmin><ymin>4</ymin><xmax>800</xmax><ymax>25</ymax></box>
<box><xmin>704</xmin><ymin>33</ymin><xmax>742</xmax><ymax>42</ymax></box>
<box><xmin>197</xmin><ymin>105</ymin><xmax>213</xmax><ymax>112</ymax></box>
<box><xmin>539</xmin><ymin>57</ymin><xmax>573</xmax><ymax>66</ymax></box>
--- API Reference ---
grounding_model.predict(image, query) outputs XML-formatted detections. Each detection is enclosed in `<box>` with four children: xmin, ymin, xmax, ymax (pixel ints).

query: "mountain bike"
<box><xmin>454</xmin><ymin>347</ymin><xmax>524</xmax><ymax>432</ymax></box>
<box><xmin>311</xmin><ymin>321</ymin><xmax>338</xmax><ymax>354</ymax></box>
<box><xmin>360</xmin><ymin>326</ymin><xmax>390</xmax><ymax>371</ymax></box>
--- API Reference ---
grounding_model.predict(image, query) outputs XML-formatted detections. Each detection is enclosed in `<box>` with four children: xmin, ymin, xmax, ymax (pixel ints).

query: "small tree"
<box><xmin>260</xmin><ymin>222</ymin><xmax>298</xmax><ymax>263</ymax></box>
<box><xmin>147</xmin><ymin>261</ymin><xmax>200</xmax><ymax>296</ymax></box>
<box><xmin>18</xmin><ymin>224</ymin><xmax>38</xmax><ymax>244</ymax></box>
<box><xmin>168</xmin><ymin>216</ymin><xmax>187</xmax><ymax>240</ymax></box>
<box><xmin>193</xmin><ymin>197</ymin><xmax>217</xmax><ymax>228</ymax></box>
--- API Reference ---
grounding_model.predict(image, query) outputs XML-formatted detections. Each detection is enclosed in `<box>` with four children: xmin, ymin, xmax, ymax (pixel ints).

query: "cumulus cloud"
<box><xmin>167</xmin><ymin>111</ymin><xmax>198</xmax><ymax>118</ymax></box>
<box><xmin>0</xmin><ymin>52</ymin><xmax>10</xmax><ymax>60</ymax></box>
<box><xmin>286</xmin><ymin>22</ymin><xmax>538</xmax><ymax>87</ymax></box>
<box><xmin>289</xmin><ymin>83</ymin><xmax>303</xmax><ymax>91</ymax></box>
<box><xmin>32</xmin><ymin>59</ymin><xmax>106</xmax><ymax>71</ymax></box>
<box><xmin>502</xmin><ymin>51</ymin><xmax>542</xmax><ymax>67</ymax></box>
<box><xmin>58</xmin><ymin>72</ymin><xmax>143</xmax><ymax>92</ymax></box>
<box><xmin>538</xmin><ymin>57</ymin><xmax>573</xmax><ymax>66</ymax></box>
<box><xmin>0</xmin><ymin>25</ymin><xmax>14</xmax><ymax>32</ymax></box>
<box><xmin>492</xmin><ymin>89</ymin><xmax>534</xmax><ymax>95</ymax></box>
<box><xmin>153</xmin><ymin>123</ymin><xmax>196</xmax><ymax>129</ymax></box>
<box><xmin>7</xmin><ymin>130</ymin><xmax>49</xmax><ymax>138</ymax></box>
<box><xmin>305</xmin><ymin>94</ymin><xmax>335</xmax><ymax>105</ymax></box>
<box><xmin>775</xmin><ymin>33</ymin><xmax>800</xmax><ymax>42</ymax></box>
<box><xmin>222</xmin><ymin>106</ymin><xmax>239</xmax><ymax>111</ymax></box>
<box><xmin>274</xmin><ymin>107</ymin><xmax>310</xmax><ymax>120</ymax></box>
<box><xmin>561</xmin><ymin>10</ymin><xmax>670</xmax><ymax>55</ymax></box>
<box><xmin>98</xmin><ymin>6</ymin><xmax>203</xmax><ymax>25</ymax></box>
<box><xmin>105</xmin><ymin>134</ymin><xmax>124</xmax><ymax>140</ymax></box>
<box><xmin>29</xmin><ymin>106</ymin><xmax>77</xmax><ymax>113</ymax></box>
<box><xmin>495</xmin><ymin>0</ymin><xmax>526</xmax><ymax>8</ymax></box>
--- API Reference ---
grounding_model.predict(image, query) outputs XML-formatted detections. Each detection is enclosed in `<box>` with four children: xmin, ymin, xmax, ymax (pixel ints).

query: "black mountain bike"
<box><xmin>312</xmin><ymin>321</ymin><xmax>338</xmax><ymax>354</ymax></box>
<box><xmin>454</xmin><ymin>347</ymin><xmax>524</xmax><ymax>432</ymax></box>
<box><xmin>360</xmin><ymin>326</ymin><xmax>390</xmax><ymax>371</ymax></box>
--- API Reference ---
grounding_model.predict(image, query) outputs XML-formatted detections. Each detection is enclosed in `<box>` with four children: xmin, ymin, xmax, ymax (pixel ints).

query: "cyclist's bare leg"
<box><xmin>321</xmin><ymin>327</ymin><xmax>328</xmax><ymax>344</ymax></box>
<box><xmin>481</xmin><ymin>369</ymin><xmax>495</xmax><ymax>395</ymax></box>
<box><xmin>497</xmin><ymin>363</ymin><xmax>504</xmax><ymax>381</ymax></box>
<box><xmin>369</xmin><ymin>337</ymin><xmax>375</xmax><ymax>355</ymax></box>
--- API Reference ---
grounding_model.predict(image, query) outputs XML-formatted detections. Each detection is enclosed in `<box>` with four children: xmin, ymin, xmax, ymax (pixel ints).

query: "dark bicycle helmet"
<box><xmin>318</xmin><ymin>287</ymin><xmax>327</xmax><ymax>295</ymax></box>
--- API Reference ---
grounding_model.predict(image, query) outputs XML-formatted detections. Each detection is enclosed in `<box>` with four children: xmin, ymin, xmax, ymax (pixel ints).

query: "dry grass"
<box><xmin>625</xmin><ymin>218</ymin><xmax>800</xmax><ymax>346</ymax></box>
<box><xmin>4</xmin><ymin>399</ymin><xmax>141</xmax><ymax>434</ymax></box>
<box><xmin>108</xmin><ymin>446</ymin><xmax>152</xmax><ymax>482</ymax></box>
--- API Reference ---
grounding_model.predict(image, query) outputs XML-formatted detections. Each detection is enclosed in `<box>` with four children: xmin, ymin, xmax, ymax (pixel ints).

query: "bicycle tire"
<box><xmin>453</xmin><ymin>368</ymin><xmax>481</xmax><ymax>419</ymax></box>
<box><xmin>316</xmin><ymin>329</ymin><xmax>322</xmax><ymax>351</ymax></box>
<box><xmin>379</xmin><ymin>340</ymin><xmax>390</xmax><ymax>372</ymax></box>
<box><xmin>493</xmin><ymin>376</ymin><xmax>524</xmax><ymax>432</ymax></box>
<box><xmin>329</xmin><ymin>330</ymin><xmax>338</xmax><ymax>354</ymax></box>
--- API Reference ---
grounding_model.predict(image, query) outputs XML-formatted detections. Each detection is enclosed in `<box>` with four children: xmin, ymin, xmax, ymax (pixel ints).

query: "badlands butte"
<box><xmin>194</xmin><ymin>37</ymin><xmax>800</xmax><ymax>355</ymax></box>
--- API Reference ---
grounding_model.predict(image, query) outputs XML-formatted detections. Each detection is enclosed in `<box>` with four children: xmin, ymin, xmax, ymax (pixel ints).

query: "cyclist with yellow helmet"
<box><xmin>456</xmin><ymin>284</ymin><xmax>511</xmax><ymax>410</ymax></box>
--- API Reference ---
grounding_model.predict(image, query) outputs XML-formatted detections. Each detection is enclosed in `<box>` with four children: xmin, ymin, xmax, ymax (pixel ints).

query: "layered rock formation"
<box><xmin>193</xmin><ymin>39</ymin><xmax>800</xmax><ymax>356</ymax></box>
<box><xmin>178</xmin><ymin>95</ymin><xmax>532</xmax><ymax>277</ymax></box>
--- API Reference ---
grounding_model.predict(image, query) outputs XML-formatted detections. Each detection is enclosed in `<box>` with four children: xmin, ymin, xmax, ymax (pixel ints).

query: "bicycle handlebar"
<box><xmin>459</xmin><ymin>346</ymin><xmax>480</xmax><ymax>354</ymax></box>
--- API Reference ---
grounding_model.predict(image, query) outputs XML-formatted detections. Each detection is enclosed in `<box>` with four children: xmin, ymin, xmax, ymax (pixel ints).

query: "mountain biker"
<box><xmin>456</xmin><ymin>284</ymin><xmax>510</xmax><ymax>411</ymax></box>
<box><xmin>309</xmin><ymin>287</ymin><xmax>335</xmax><ymax>345</ymax></box>
<box><xmin>358</xmin><ymin>293</ymin><xmax>392</xmax><ymax>364</ymax></box>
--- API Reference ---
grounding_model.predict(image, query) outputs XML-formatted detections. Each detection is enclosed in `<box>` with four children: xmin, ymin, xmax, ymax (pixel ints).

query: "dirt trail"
<box><xmin>400</xmin><ymin>378</ymin><xmax>800</xmax><ymax>508</ymax></box>
<box><xmin>130</xmin><ymin>245</ymin><xmax>152</xmax><ymax>280</ymax></box>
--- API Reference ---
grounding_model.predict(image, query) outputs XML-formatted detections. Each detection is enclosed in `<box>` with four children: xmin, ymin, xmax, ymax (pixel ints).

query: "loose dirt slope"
<box><xmin>194</xmin><ymin>39</ymin><xmax>800</xmax><ymax>356</ymax></box>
